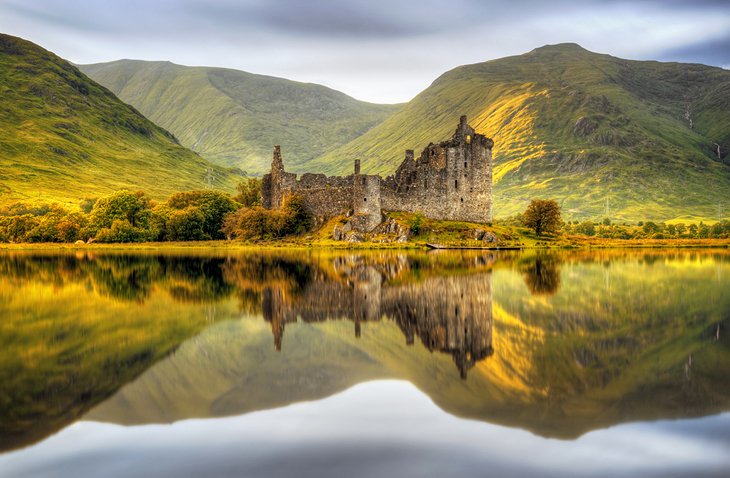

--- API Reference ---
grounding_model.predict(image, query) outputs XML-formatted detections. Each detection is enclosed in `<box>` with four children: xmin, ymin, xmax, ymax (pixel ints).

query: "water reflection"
<box><xmin>0</xmin><ymin>249</ymin><xmax>729</xmax><ymax>456</ymax></box>
<box><xmin>259</xmin><ymin>254</ymin><xmax>494</xmax><ymax>377</ymax></box>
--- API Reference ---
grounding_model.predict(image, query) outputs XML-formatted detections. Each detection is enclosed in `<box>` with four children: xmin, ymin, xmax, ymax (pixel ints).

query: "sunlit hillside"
<box><xmin>0</xmin><ymin>34</ymin><xmax>236</xmax><ymax>209</ymax></box>
<box><xmin>308</xmin><ymin>44</ymin><xmax>730</xmax><ymax>222</ymax></box>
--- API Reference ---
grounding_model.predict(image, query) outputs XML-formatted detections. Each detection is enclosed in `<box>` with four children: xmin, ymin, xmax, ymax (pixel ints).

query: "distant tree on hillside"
<box><xmin>523</xmin><ymin>199</ymin><xmax>562</xmax><ymax>236</ymax></box>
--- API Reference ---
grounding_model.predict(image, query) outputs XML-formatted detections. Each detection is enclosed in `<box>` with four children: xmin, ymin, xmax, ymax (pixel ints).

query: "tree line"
<box><xmin>515</xmin><ymin>198</ymin><xmax>730</xmax><ymax>239</ymax></box>
<box><xmin>0</xmin><ymin>179</ymin><xmax>310</xmax><ymax>243</ymax></box>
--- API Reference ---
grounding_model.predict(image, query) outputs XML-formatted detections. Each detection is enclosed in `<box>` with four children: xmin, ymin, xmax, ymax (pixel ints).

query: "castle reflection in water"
<box><xmin>260</xmin><ymin>254</ymin><xmax>495</xmax><ymax>378</ymax></box>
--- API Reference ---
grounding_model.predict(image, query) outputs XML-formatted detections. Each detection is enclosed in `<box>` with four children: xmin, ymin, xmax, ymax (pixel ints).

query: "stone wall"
<box><xmin>381</xmin><ymin>116</ymin><xmax>493</xmax><ymax>223</ymax></box>
<box><xmin>262</xmin><ymin>145</ymin><xmax>355</xmax><ymax>219</ymax></box>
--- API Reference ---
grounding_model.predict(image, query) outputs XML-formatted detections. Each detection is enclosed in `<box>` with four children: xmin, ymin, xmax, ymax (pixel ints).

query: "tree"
<box><xmin>234</xmin><ymin>178</ymin><xmax>262</xmax><ymax>207</ymax></box>
<box><xmin>166</xmin><ymin>207</ymin><xmax>206</xmax><ymax>241</ymax></box>
<box><xmin>523</xmin><ymin>199</ymin><xmax>562</xmax><ymax>236</ymax></box>
<box><xmin>166</xmin><ymin>190</ymin><xmax>239</xmax><ymax>240</ymax></box>
<box><xmin>281</xmin><ymin>194</ymin><xmax>311</xmax><ymax>235</ymax></box>
<box><xmin>575</xmin><ymin>221</ymin><xmax>596</xmax><ymax>236</ymax></box>
<box><xmin>88</xmin><ymin>190</ymin><xmax>153</xmax><ymax>238</ymax></box>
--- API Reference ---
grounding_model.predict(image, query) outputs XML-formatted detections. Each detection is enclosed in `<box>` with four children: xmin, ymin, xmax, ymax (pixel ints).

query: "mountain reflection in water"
<box><xmin>0</xmin><ymin>249</ymin><xmax>728</xmax><ymax>457</ymax></box>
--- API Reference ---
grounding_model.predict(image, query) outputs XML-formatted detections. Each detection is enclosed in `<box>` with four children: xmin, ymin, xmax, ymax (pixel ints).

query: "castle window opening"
<box><xmin>464</xmin><ymin>161</ymin><xmax>467</xmax><ymax>168</ymax></box>
<box><xmin>461</xmin><ymin>197</ymin><xmax>464</xmax><ymax>203</ymax></box>
<box><xmin>466</xmin><ymin>135</ymin><xmax>471</xmax><ymax>144</ymax></box>
<box><xmin>363</xmin><ymin>197</ymin><xmax>367</xmax><ymax>202</ymax></box>
<box><xmin>454</xmin><ymin>179</ymin><xmax>458</xmax><ymax>189</ymax></box>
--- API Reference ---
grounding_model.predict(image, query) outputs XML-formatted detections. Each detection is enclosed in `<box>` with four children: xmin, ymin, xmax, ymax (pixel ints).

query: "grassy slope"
<box><xmin>309</xmin><ymin>44</ymin><xmax>730</xmax><ymax>222</ymax></box>
<box><xmin>80</xmin><ymin>60</ymin><xmax>400</xmax><ymax>174</ymax></box>
<box><xmin>0</xmin><ymin>34</ymin><xmax>236</xmax><ymax>209</ymax></box>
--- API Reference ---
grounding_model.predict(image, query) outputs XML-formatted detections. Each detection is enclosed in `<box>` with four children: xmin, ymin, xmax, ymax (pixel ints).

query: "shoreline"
<box><xmin>0</xmin><ymin>238</ymin><xmax>728</xmax><ymax>251</ymax></box>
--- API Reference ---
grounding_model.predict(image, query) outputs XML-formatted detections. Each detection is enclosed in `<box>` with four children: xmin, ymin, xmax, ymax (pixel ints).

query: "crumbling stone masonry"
<box><xmin>261</xmin><ymin>116</ymin><xmax>493</xmax><ymax>231</ymax></box>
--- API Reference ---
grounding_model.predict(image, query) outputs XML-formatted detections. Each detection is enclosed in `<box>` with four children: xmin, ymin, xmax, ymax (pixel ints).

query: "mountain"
<box><xmin>0</xmin><ymin>34</ymin><xmax>235</xmax><ymax>209</ymax></box>
<box><xmin>79</xmin><ymin>60</ymin><xmax>400</xmax><ymax>175</ymax></box>
<box><xmin>308</xmin><ymin>44</ymin><xmax>730</xmax><ymax>222</ymax></box>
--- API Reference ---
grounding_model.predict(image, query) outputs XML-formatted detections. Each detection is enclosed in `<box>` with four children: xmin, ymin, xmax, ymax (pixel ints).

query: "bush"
<box><xmin>222</xmin><ymin>194</ymin><xmax>312</xmax><ymax>240</ymax></box>
<box><xmin>409</xmin><ymin>213</ymin><xmax>424</xmax><ymax>236</ymax></box>
<box><xmin>222</xmin><ymin>206</ymin><xmax>273</xmax><ymax>240</ymax></box>
<box><xmin>281</xmin><ymin>194</ymin><xmax>311</xmax><ymax>235</ymax></box>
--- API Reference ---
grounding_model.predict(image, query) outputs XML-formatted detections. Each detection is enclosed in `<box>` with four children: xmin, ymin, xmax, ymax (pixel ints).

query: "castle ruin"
<box><xmin>262</xmin><ymin>116</ymin><xmax>494</xmax><ymax>231</ymax></box>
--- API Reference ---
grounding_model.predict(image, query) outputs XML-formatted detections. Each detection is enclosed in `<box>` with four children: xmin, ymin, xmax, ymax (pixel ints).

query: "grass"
<box><xmin>307</xmin><ymin>44</ymin><xmax>730</xmax><ymax>222</ymax></box>
<box><xmin>80</xmin><ymin>60</ymin><xmax>400</xmax><ymax>174</ymax></box>
<box><xmin>0</xmin><ymin>34</ymin><xmax>237</xmax><ymax>210</ymax></box>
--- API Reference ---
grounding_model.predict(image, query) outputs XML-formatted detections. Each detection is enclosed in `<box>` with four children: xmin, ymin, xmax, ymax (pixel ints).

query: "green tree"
<box><xmin>281</xmin><ymin>194</ymin><xmax>311</xmax><ymax>235</ymax></box>
<box><xmin>167</xmin><ymin>207</ymin><xmax>206</xmax><ymax>241</ymax></box>
<box><xmin>575</xmin><ymin>220</ymin><xmax>596</xmax><ymax>236</ymax></box>
<box><xmin>642</xmin><ymin>221</ymin><xmax>660</xmax><ymax>234</ymax></box>
<box><xmin>88</xmin><ymin>190</ymin><xmax>153</xmax><ymax>239</ymax></box>
<box><xmin>234</xmin><ymin>178</ymin><xmax>262</xmax><ymax>208</ymax></box>
<box><xmin>95</xmin><ymin>219</ymin><xmax>145</xmax><ymax>243</ymax></box>
<box><xmin>523</xmin><ymin>199</ymin><xmax>562</xmax><ymax>236</ymax></box>
<box><xmin>167</xmin><ymin>190</ymin><xmax>239</xmax><ymax>240</ymax></box>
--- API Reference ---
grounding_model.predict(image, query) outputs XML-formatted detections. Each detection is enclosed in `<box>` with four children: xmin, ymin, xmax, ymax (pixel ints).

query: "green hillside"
<box><xmin>80</xmin><ymin>60</ymin><xmax>400</xmax><ymax>175</ymax></box>
<box><xmin>0</xmin><ymin>34</ymin><xmax>235</xmax><ymax>209</ymax></box>
<box><xmin>309</xmin><ymin>44</ymin><xmax>730</xmax><ymax>222</ymax></box>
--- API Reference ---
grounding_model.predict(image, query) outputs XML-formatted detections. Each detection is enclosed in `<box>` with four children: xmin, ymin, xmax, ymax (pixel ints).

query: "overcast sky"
<box><xmin>1</xmin><ymin>0</ymin><xmax>728</xmax><ymax>103</ymax></box>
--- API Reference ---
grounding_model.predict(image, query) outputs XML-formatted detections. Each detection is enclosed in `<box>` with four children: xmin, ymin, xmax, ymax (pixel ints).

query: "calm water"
<box><xmin>0</xmin><ymin>249</ymin><xmax>728</xmax><ymax>478</ymax></box>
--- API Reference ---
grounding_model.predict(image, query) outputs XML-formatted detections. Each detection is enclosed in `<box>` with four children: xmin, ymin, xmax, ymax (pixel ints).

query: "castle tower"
<box><xmin>352</xmin><ymin>160</ymin><xmax>382</xmax><ymax>232</ymax></box>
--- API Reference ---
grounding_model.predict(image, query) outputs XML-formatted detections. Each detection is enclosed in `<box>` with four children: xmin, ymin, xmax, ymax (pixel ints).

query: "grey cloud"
<box><xmin>658</xmin><ymin>34</ymin><xmax>730</xmax><ymax>66</ymax></box>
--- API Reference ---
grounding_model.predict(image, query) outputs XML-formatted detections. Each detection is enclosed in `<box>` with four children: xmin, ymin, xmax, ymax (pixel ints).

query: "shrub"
<box><xmin>222</xmin><ymin>194</ymin><xmax>312</xmax><ymax>240</ymax></box>
<box><xmin>409</xmin><ymin>213</ymin><xmax>424</xmax><ymax>235</ymax></box>
<box><xmin>281</xmin><ymin>194</ymin><xmax>311</xmax><ymax>235</ymax></box>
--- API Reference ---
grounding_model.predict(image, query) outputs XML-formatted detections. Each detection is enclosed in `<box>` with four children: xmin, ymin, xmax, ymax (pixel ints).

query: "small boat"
<box><xmin>425</xmin><ymin>243</ymin><xmax>522</xmax><ymax>250</ymax></box>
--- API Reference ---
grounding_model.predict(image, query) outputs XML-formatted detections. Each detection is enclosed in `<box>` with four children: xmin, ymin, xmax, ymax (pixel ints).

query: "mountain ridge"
<box><xmin>80</xmin><ymin>59</ymin><xmax>400</xmax><ymax>174</ymax></box>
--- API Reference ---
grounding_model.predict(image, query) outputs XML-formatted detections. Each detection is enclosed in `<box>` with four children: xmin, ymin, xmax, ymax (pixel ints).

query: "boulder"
<box><xmin>482</xmin><ymin>231</ymin><xmax>497</xmax><ymax>243</ymax></box>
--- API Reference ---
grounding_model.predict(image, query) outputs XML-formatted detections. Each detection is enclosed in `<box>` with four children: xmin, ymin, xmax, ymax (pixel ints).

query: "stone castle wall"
<box><xmin>261</xmin><ymin>116</ymin><xmax>493</xmax><ymax>230</ymax></box>
<box><xmin>381</xmin><ymin>116</ymin><xmax>493</xmax><ymax>223</ymax></box>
